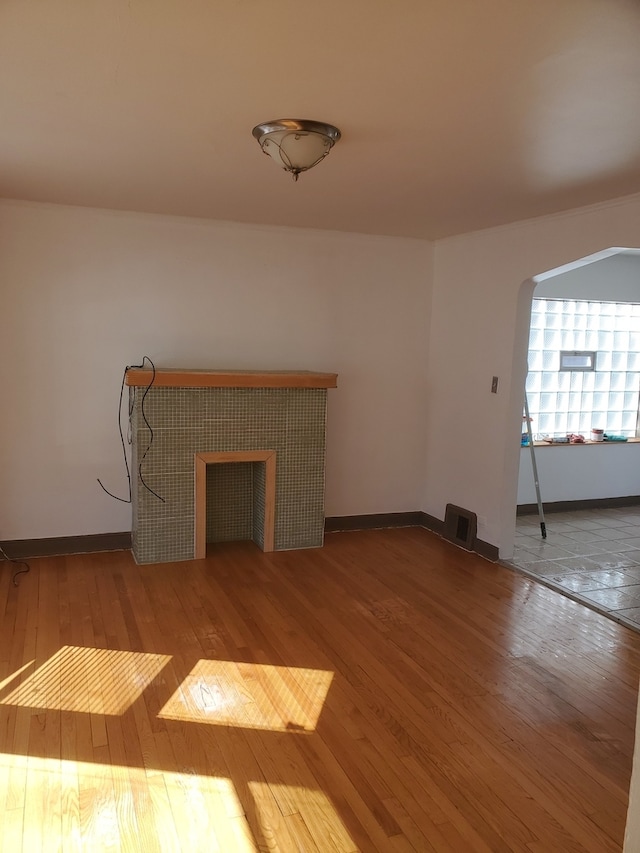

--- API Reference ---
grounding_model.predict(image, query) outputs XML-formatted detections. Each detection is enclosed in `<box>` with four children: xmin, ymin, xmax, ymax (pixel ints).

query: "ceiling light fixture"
<box><xmin>252</xmin><ymin>119</ymin><xmax>341</xmax><ymax>182</ymax></box>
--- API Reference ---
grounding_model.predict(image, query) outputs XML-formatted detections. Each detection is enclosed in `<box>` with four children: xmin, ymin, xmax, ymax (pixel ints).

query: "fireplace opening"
<box><xmin>206</xmin><ymin>462</ymin><xmax>253</xmax><ymax>545</ymax></box>
<box><xmin>194</xmin><ymin>451</ymin><xmax>276</xmax><ymax>558</ymax></box>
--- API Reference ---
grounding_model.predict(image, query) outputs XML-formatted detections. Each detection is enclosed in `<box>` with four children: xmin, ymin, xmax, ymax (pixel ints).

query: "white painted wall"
<box><xmin>6</xmin><ymin>192</ymin><xmax>640</xmax><ymax>551</ymax></box>
<box><xmin>423</xmin><ymin>192</ymin><xmax>640</xmax><ymax>558</ymax></box>
<box><xmin>534</xmin><ymin>252</ymin><xmax>640</xmax><ymax>301</ymax></box>
<box><xmin>0</xmin><ymin>200</ymin><xmax>432</xmax><ymax>540</ymax></box>
<box><xmin>625</xmin><ymin>689</ymin><xmax>640</xmax><ymax>852</ymax></box>
<box><xmin>518</xmin><ymin>444</ymin><xmax>640</xmax><ymax>505</ymax></box>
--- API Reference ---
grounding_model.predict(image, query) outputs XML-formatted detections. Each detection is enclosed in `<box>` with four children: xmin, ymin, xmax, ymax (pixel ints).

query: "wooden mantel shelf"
<box><xmin>125</xmin><ymin>368</ymin><xmax>338</xmax><ymax>389</ymax></box>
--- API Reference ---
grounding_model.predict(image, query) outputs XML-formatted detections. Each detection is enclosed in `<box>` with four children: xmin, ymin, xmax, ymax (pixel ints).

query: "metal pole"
<box><xmin>524</xmin><ymin>393</ymin><xmax>546</xmax><ymax>539</ymax></box>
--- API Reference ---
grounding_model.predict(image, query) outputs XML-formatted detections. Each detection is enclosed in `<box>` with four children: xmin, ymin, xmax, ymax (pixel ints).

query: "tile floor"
<box><xmin>508</xmin><ymin>505</ymin><xmax>640</xmax><ymax>633</ymax></box>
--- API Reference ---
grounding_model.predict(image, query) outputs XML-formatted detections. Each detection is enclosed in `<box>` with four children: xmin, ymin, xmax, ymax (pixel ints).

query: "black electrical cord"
<box><xmin>97</xmin><ymin>355</ymin><xmax>165</xmax><ymax>504</ymax></box>
<box><xmin>135</xmin><ymin>357</ymin><xmax>165</xmax><ymax>503</ymax></box>
<box><xmin>0</xmin><ymin>544</ymin><xmax>30</xmax><ymax>586</ymax></box>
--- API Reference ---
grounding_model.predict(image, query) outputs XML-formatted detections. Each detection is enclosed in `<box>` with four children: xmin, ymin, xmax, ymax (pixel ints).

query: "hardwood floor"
<box><xmin>1</xmin><ymin>527</ymin><xmax>639</xmax><ymax>852</ymax></box>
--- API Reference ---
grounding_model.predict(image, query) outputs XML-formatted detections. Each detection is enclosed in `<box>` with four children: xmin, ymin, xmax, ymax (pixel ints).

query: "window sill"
<box><xmin>523</xmin><ymin>438</ymin><xmax>640</xmax><ymax>447</ymax></box>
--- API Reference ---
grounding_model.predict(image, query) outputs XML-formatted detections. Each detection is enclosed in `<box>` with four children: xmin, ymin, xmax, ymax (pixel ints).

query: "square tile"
<box><xmin>565</xmin><ymin>519</ymin><xmax>611</xmax><ymax>531</ymax></box>
<box><xmin>613</xmin><ymin>567</ymin><xmax>640</xmax><ymax>583</ymax></box>
<box><xmin>615</xmin><ymin>552</ymin><xmax>640</xmax><ymax>565</ymax></box>
<box><xmin>598</xmin><ymin>518</ymin><xmax>637</xmax><ymax>528</ymax></box>
<box><xmin>552</xmin><ymin>557</ymin><xmax>604</xmax><ymax>573</ymax></box>
<box><xmin>516</xmin><ymin>526</ymin><xmax>541</xmax><ymax>538</ymax></box>
<box><xmin>609</xmin><ymin>525</ymin><xmax>640</xmax><ymax>537</ymax></box>
<box><xmin>596</xmin><ymin>527</ymin><xmax>640</xmax><ymax>541</ymax></box>
<box><xmin>543</xmin><ymin>533</ymin><xmax>592</xmax><ymax>549</ymax></box>
<box><xmin>577</xmin><ymin>588</ymin><xmax>640</xmax><ymax>611</ymax></box>
<box><xmin>601</xmin><ymin>540</ymin><xmax>638</xmax><ymax>553</ymax></box>
<box><xmin>611</xmin><ymin>583</ymin><xmax>640</xmax><ymax>597</ymax></box>
<box><xmin>583</xmin><ymin>555</ymin><xmax>640</xmax><ymax>571</ymax></box>
<box><xmin>548</xmin><ymin>574</ymin><xmax>610</xmax><ymax>592</ymax></box>
<box><xmin>538</xmin><ymin>522</ymin><xmax>581</xmax><ymax>534</ymax></box>
<box><xmin>616</xmin><ymin>537</ymin><xmax>640</xmax><ymax>549</ymax></box>
<box><xmin>517</xmin><ymin>544</ymin><xmax>576</xmax><ymax>561</ymax></box>
<box><xmin>615</xmin><ymin>607</ymin><xmax>640</xmax><ymax>626</ymax></box>
<box><xmin>561</xmin><ymin>530</ymin><xmax>610</xmax><ymax>543</ymax></box>
<box><xmin>518</xmin><ymin>560</ymin><xmax>576</xmax><ymax>577</ymax></box>
<box><xmin>576</xmin><ymin>569</ymin><xmax>634</xmax><ymax>586</ymax></box>
<box><xmin>513</xmin><ymin>548</ymin><xmax>549</xmax><ymax>564</ymax></box>
<box><xmin>559</xmin><ymin>540</ymin><xmax>612</xmax><ymax>556</ymax></box>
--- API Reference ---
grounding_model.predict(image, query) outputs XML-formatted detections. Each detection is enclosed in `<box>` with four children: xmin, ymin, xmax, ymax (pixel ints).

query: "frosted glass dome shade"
<box><xmin>252</xmin><ymin>120</ymin><xmax>341</xmax><ymax>180</ymax></box>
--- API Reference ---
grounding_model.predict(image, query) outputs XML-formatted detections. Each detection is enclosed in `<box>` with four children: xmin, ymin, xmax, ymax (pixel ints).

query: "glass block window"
<box><xmin>526</xmin><ymin>298</ymin><xmax>640</xmax><ymax>438</ymax></box>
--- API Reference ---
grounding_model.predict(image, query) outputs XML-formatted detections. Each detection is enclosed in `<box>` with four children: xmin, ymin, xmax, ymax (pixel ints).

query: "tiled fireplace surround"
<box><xmin>127</xmin><ymin>369</ymin><xmax>337</xmax><ymax>564</ymax></box>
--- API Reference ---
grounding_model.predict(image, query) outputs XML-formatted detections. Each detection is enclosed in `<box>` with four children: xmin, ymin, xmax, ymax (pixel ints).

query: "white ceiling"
<box><xmin>2</xmin><ymin>0</ymin><xmax>640</xmax><ymax>239</ymax></box>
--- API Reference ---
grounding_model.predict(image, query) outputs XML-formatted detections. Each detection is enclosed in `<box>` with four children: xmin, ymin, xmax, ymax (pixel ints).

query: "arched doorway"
<box><xmin>507</xmin><ymin>248</ymin><xmax>640</xmax><ymax>632</ymax></box>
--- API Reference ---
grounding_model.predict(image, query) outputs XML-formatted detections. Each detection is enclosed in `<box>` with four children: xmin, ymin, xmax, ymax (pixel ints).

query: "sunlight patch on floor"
<box><xmin>158</xmin><ymin>660</ymin><xmax>333</xmax><ymax>732</ymax></box>
<box><xmin>249</xmin><ymin>781</ymin><xmax>357</xmax><ymax>852</ymax></box>
<box><xmin>0</xmin><ymin>752</ymin><xmax>256</xmax><ymax>853</ymax></box>
<box><xmin>0</xmin><ymin>646</ymin><xmax>172</xmax><ymax>715</ymax></box>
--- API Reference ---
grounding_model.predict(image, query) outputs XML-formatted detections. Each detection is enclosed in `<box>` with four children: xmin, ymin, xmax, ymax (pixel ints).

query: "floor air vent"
<box><xmin>443</xmin><ymin>504</ymin><xmax>477</xmax><ymax>551</ymax></box>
